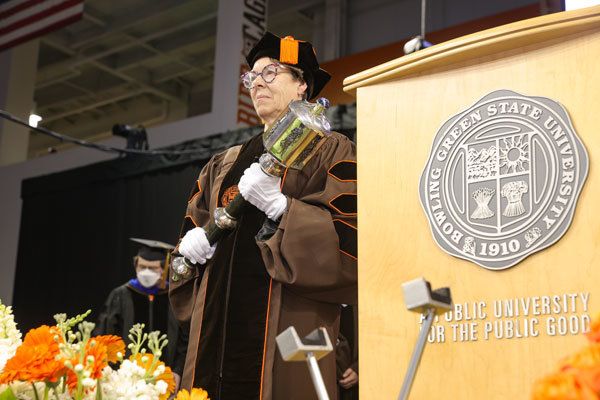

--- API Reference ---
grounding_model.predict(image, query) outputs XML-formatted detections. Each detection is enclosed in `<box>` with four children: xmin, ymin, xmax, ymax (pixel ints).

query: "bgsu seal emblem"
<box><xmin>419</xmin><ymin>90</ymin><xmax>588</xmax><ymax>270</ymax></box>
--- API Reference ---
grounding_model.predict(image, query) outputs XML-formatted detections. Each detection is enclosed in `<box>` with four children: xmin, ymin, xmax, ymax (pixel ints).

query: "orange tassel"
<box><xmin>280</xmin><ymin>36</ymin><xmax>299</xmax><ymax>65</ymax></box>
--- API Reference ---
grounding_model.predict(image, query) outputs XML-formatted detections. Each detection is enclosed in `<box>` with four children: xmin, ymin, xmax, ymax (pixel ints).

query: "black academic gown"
<box><xmin>95</xmin><ymin>282</ymin><xmax>187</xmax><ymax>374</ymax></box>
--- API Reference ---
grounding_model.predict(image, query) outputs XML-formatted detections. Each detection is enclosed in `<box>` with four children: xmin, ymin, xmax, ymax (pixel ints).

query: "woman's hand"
<box><xmin>178</xmin><ymin>227</ymin><xmax>216</xmax><ymax>265</ymax></box>
<box><xmin>238</xmin><ymin>162</ymin><xmax>287</xmax><ymax>220</ymax></box>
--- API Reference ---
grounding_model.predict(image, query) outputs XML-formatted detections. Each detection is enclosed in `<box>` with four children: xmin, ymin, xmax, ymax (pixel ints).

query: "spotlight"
<box><xmin>112</xmin><ymin>124</ymin><xmax>149</xmax><ymax>150</ymax></box>
<box><xmin>29</xmin><ymin>114</ymin><xmax>42</xmax><ymax>128</ymax></box>
<box><xmin>403</xmin><ymin>36</ymin><xmax>432</xmax><ymax>55</ymax></box>
<box><xmin>565</xmin><ymin>0</ymin><xmax>600</xmax><ymax>10</ymax></box>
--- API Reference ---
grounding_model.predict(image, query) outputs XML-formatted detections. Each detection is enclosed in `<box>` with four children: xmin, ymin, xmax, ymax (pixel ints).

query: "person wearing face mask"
<box><xmin>170</xmin><ymin>32</ymin><xmax>357</xmax><ymax>400</ymax></box>
<box><xmin>95</xmin><ymin>238</ymin><xmax>187</xmax><ymax>388</ymax></box>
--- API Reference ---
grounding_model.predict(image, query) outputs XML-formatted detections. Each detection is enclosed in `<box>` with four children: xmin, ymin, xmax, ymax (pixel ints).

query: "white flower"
<box><xmin>0</xmin><ymin>300</ymin><xmax>22</xmax><ymax>372</ymax></box>
<box><xmin>82</xmin><ymin>377</ymin><xmax>96</xmax><ymax>387</ymax></box>
<box><xmin>155</xmin><ymin>379</ymin><xmax>168</xmax><ymax>394</ymax></box>
<box><xmin>100</xmin><ymin>359</ymin><xmax>168</xmax><ymax>400</ymax></box>
<box><xmin>2</xmin><ymin>381</ymin><xmax>47</xmax><ymax>399</ymax></box>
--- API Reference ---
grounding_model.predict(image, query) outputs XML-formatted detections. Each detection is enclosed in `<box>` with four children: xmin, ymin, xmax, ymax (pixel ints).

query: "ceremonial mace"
<box><xmin>172</xmin><ymin>98</ymin><xmax>331</xmax><ymax>278</ymax></box>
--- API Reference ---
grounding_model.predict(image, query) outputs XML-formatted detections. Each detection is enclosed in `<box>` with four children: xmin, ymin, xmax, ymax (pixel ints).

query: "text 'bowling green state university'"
<box><xmin>419</xmin><ymin>90</ymin><xmax>588</xmax><ymax>270</ymax></box>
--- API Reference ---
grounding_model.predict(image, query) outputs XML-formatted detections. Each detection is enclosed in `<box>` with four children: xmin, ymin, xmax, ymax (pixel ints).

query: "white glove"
<box><xmin>238</xmin><ymin>162</ymin><xmax>288</xmax><ymax>221</ymax></box>
<box><xmin>178</xmin><ymin>227</ymin><xmax>216</xmax><ymax>265</ymax></box>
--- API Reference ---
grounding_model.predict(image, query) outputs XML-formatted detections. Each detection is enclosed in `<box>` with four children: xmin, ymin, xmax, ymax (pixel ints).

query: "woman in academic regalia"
<box><xmin>170</xmin><ymin>32</ymin><xmax>357</xmax><ymax>400</ymax></box>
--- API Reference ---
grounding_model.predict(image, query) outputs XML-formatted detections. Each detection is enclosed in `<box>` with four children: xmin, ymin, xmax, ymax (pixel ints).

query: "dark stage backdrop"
<box><xmin>11</xmin><ymin>125</ymin><xmax>265</xmax><ymax>332</ymax></box>
<box><xmin>13</xmin><ymin>157</ymin><xmax>204</xmax><ymax>332</ymax></box>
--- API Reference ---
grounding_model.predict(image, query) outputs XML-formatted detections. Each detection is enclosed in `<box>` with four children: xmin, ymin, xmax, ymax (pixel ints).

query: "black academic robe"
<box><xmin>95</xmin><ymin>283</ymin><xmax>187</xmax><ymax>374</ymax></box>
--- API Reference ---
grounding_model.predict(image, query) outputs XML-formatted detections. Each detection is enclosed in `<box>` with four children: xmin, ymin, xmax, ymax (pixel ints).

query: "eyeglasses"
<box><xmin>241</xmin><ymin>63</ymin><xmax>300</xmax><ymax>89</ymax></box>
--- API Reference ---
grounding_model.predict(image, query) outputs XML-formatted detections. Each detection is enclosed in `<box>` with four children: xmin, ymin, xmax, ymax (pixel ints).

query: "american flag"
<box><xmin>0</xmin><ymin>0</ymin><xmax>84</xmax><ymax>52</ymax></box>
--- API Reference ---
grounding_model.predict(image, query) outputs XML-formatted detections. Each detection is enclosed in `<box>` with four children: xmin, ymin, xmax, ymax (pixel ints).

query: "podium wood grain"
<box><xmin>346</xmin><ymin>6</ymin><xmax>600</xmax><ymax>399</ymax></box>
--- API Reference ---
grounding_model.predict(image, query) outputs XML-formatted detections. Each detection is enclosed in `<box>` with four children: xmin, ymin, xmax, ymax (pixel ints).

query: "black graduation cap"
<box><xmin>246</xmin><ymin>31</ymin><xmax>331</xmax><ymax>100</ymax></box>
<box><xmin>130</xmin><ymin>238</ymin><xmax>174</xmax><ymax>261</ymax></box>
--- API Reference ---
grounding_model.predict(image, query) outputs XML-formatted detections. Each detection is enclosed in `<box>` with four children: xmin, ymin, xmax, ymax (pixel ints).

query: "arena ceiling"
<box><xmin>30</xmin><ymin>0</ymin><xmax>319</xmax><ymax>157</ymax></box>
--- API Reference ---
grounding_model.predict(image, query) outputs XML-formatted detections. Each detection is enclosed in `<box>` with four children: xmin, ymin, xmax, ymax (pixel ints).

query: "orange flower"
<box><xmin>531</xmin><ymin>370</ymin><xmax>599</xmax><ymax>400</ymax></box>
<box><xmin>577</xmin><ymin>367</ymin><xmax>600</xmax><ymax>394</ymax></box>
<box><xmin>561</xmin><ymin>344</ymin><xmax>600</xmax><ymax>370</ymax></box>
<box><xmin>85</xmin><ymin>339</ymin><xmax>109</xmax><ymax>379</ymax></box>
<box><xmin>0</xmin><ymin>325</ymin><xmax>64</xmax><ymax>384</ymax></box>
<box><xmin>174</xmin><ymin>388</ymin><xmax>211</xmax><ymax>400</ymax></box>
<box><xmin>130</xmin><ymin>353</ymin><xmax>175</xmax><ymax>400</ymax></box>
<box><xmin>65</xmin><ymin>335</ymin><xmax>124</xmax><ymax>389</ymax></box>
<box><xmin>93</xmin><ymin>335</ymin><xmax>125</xmax><ymax>363</ymax></box>
<box><xmin>587</xmin><ymin>313</ymin><xmax>600</xmax><ymax>343</ymax></box>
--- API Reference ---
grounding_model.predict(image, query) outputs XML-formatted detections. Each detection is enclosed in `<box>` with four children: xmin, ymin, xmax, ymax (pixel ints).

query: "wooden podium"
<box><xmin>344</xmin><ymin>6</ymin><xmax>600</xmax><ymax>399</ymax></box>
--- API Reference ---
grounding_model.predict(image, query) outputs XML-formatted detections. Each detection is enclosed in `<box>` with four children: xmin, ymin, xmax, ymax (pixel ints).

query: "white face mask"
<box><xmin>137</xmin><ymin>269</ymin><xmax>162</xmax><ymax>288</ymax></box>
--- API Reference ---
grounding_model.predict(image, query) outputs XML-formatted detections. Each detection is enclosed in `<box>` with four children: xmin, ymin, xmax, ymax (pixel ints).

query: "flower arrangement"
<box><xmin>532</xmin><ymin>313</ymin><xmax>600</xmax><ymax>400</ymax></box>
<box><xmin>0</xmin><ymin>301</ymin><xmax>22</xmax><ymax>375</ymax></box>
<box><xmin>0</xmin><ymin>303</ymin><xmax>209</xmax><ymax>400</ymax></box>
